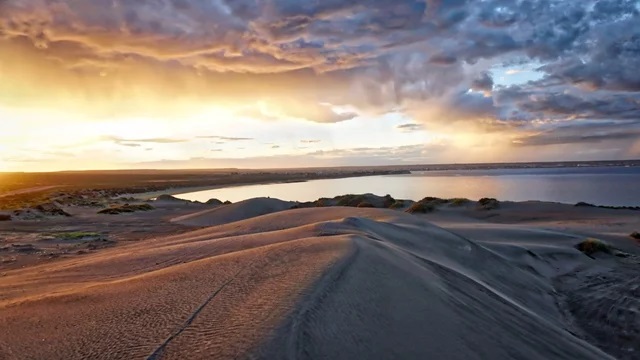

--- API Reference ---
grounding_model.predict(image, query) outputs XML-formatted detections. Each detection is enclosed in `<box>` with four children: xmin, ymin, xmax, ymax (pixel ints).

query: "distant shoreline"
<box><xmin>131</xmin><ymin>163</ymin><xmax>640</xmax><ymax>201</ymax></box>
<box><xmin>126</xmin><ymin>180</ymin><xmax>312</xmax><ymax>201</ymax></box>
<box><xmin>1</xmin><ymin>162</ymin><xmax>639</xmax><ymax>210</ymax></box>
<box><xmin>123</xmin><ymin>173</ymin><xmax>401</xmax><ymax>201</ymax></box>
<box><xmin>2</xmin><ymin>159</ymin><xmax>639</xmax><ymax>176</ymax></box>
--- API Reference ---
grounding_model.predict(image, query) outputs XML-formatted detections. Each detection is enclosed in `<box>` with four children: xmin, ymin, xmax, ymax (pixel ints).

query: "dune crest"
<box><xmin>171</xmin><ymin>197</ymin><xmax>295</xmax><ymax>227</ymax></box>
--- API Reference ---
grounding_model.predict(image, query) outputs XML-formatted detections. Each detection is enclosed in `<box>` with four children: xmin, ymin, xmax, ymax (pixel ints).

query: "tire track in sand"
<box><xmin>145</xmin><ymin>268</ymin><xmax>245</xmax><ymax>360</ymax></box>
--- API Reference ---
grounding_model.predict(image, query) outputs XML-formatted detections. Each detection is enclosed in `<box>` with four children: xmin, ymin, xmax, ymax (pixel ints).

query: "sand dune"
<box><xmin>257</xmin><ymin>213</ymin><xmax>613</xmax><ymax>359</ymax></box>
<box><xmin>170</xmin><ymin>197</ymin><xmax>295</xmax><ymax>227</ymax></box>
<box><xmin>0</xmin><ymin>200</ymin><xmax>637</xmax><ymax>359</ymax></box>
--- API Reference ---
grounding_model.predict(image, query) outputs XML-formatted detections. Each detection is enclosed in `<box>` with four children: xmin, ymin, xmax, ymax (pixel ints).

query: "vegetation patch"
<box><xmin>8</xmin><ymin>244</ymin><xmax>37</xmax><ymax>253</ymax></box>
<box><xmin>477</xmin><ymin>198</ymin><xmax>500</xmax><ymax>210</ymax></box>
<box><xmin>575</xmin><ymin>202</ymin><xmax>640</xmax><ymax>211</ymax></box>
<box><xmin>449</xmin><ymin>198</ymin><xmax>471</xmax><ymax>207</ymax></box>
<box><xmin>420</xmin><ymin>197</ymin><xmax>449</xmax><ymax>206</ymax></box>
<box><xmin>34</xmin><ymin>203</ymin><xmax>71</xmax><ymax>217</ymax></box>
<box><xmin>357</xmin><ymin>201</ymin><xmax>375</xmax><ymax>208</ymax></box>
<box><xmin>382</xmin><ymin>195</ymin><xmax>396</xmax><ymax>208</ymax></box>
<box><xmin>98</xmin><ymin>203</ymin><xmax>154</xmax><ymax>215</ymax></box>
<box><xmin>336</xmin><ymin>194</ymin><xmax>366</xmax><ymax>207</ymax></box>
<box><xmin>54</xmin><ymin>232</ymin><xmax>102</xmax><ymax>240</ymax></box>
<box><xmin>576</xmin><ymin>238</ymin><xmax>612</xmax><ymax>257</ymax></box>
<box><xmin>205</xmin><ymin>198</ymin><xmax>223</xmax><ymax>205</ymax></box>
<box><xmin>315</xmin><ymin>198</ymin><xmax>333</xmax><ymax>207</ymax></box>
<box><xmin>406</xmin><ymin>202</ymin><xmax>435</xmax><ymax>214</ymax></box>
<box><xmin>290</xmin><ymin>202</ymin><xmax>313</xmax><ymax>209</ymax></box>
<box><xmin>388</xmin><ymin>200</ymin><xmax>406</xmax><ymax>209</ymax></box>
<box><xmin>155</xmin><ymin>194</ymin><xmax>184</xmax><ymax>202</ymax></box>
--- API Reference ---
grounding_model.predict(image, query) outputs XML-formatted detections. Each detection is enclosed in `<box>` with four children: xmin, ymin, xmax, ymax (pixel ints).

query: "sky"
<box><xmin>0</xmin><ymin>0</ymin><xmax>639</xmax><ymax>171</ymax></box>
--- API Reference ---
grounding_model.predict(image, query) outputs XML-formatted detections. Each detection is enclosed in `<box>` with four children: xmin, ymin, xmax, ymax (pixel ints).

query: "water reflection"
<box><xmin>176</xmin><ymin>167</ymin><xmax>640</xmax><ymax>207</ymax></box>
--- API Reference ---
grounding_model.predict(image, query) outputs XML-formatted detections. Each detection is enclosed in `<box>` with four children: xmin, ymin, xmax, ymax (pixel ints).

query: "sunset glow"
<box><xmin>1</xmin><ymin>1</ymin><xmax>639</xmax><ymax>171</ymax></box>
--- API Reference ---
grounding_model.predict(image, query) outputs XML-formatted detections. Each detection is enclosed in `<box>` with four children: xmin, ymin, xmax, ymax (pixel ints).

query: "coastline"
<box><xmin>125</xmin><ymin>179</ymin><xmax>330</xmax><ymax>201</ymax></box>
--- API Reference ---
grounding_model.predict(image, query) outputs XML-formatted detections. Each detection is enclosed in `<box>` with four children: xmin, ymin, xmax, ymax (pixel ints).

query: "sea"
<box><xmin>175</xmin><ymin>166</ymin><xmax>640</xmax><ymax>207</ymax></box>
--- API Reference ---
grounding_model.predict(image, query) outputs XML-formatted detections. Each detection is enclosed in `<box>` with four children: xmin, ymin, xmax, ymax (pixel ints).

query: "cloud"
<box><xmin>131</xmin><ymin>143</ymin><xmax>452</xmax><ymax>169</ymax></box>
<box><xmin>514</xmin><ymin>131</ymin><xmax>640</xmax><ymax>147</ymax></box>
<box><xmin>101</xmin><ymin>135</ymin><xmax>188</xmax><ymax>146</ymax></box>
<box><xmin>1</xmin><ymin>0</ymin><xmax>639</xmax><ymax>155</ymax></box>
<box><xmin>197</xmin><ymin>136</ymin><xmax>255</xmax><ymax>141</ymax></box>
<box><xmin>396</xmin><ymin>123</ymin><xmax>424</xmax><ymax>132</ymax></box>
<box><xmin>494</xmin><ymin>86</ymin><xmax>640</xmax><ymax>122</ymax></box>
<box><xmin>471</xmin><ymin>72</ymin><xmax>494</xmax><ymax>94</ymax></box>
<box><xmin>300</xmin><ymin>140</ymin><xmax>322</xmax><ymax>144</ymax></box>
<box><xmin>237</xmin><ymin>102</ymin><xmax>359</xmax><ymax>123</ymax></box>
<box><xmin>513</xmin><ymin>121</ymin><xmax>640</xmax><ymax>146</ymax></box>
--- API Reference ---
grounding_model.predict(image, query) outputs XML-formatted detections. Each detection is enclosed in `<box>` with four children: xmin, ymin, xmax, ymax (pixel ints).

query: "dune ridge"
<box><xmin>170</xmin><ymin>197</ymin><xmax>295</xmax><ymax>227</ymax></box>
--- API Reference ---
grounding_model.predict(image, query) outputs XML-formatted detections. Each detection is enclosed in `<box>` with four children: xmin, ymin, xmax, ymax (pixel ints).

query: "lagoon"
<box><xmin>175</xmin><ymin>166</ymin><xmax>640</xmax><ymax>207</ymax></box>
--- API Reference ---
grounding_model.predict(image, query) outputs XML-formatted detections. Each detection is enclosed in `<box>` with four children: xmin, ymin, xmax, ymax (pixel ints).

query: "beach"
<box><xmin>0</xmin><ymin>194</ymin><xmax>638</xmax><ymax>359</ymax></box>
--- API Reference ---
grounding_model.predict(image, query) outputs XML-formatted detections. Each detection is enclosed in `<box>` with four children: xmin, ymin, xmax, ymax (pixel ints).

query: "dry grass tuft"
<box><xmin>576</xmin><ymin>238</ymin><xmax>612</xmax><ymax>257</ymax></box>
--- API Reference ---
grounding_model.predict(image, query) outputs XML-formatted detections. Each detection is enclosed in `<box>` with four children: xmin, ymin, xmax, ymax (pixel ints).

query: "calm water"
<box><xmin>176</xmin><ymin>166</ymin><xmax>640</xmax><ymax>206</ymax></box>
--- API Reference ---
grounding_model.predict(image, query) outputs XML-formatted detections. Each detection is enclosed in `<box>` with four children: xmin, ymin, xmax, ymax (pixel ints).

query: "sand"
<box><xmin>0</xmin><ymin>198</ymin><xmax>638</xmax><ymax>359</ymax></box>
<box><xmin>170</xmin><ymin>197</ymin><xmax>295</xmax><ymax>227</ymax></box>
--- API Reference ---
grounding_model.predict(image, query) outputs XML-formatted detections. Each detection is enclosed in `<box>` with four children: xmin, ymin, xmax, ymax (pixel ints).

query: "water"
<box><xmin>175</xmin><ymin>166</ymin><xmax>640</xmax><ymax>207</ymax></box>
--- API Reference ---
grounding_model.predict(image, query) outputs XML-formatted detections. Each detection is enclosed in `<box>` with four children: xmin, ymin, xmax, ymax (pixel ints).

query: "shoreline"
<box><xmin>125</xmin><ymin>179</ymin><xmax>318</xmax><ymax>201</ymax></box>
<box><xmin>0</xmin><ymin>170</ymin><xmax>408</xmax><ymax>210</ymax></box>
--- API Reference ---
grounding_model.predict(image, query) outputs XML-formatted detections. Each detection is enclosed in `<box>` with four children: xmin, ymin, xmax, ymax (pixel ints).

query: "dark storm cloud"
<box><xmin>4</xmin><ymin>0</ymin><xmax>630</xmax><ymax>75</ymax></box>
<box><xmin>494</xmin><ymin>87</ymin><xmax>640</xmax><ymax>121</ymax></box>
<box><xmin>471</xmin><ymin>72</ymin><xmax>494</xmax><ymax>93</ymax></box>
<box><xmin>513</xmin><ymin>121</ymin><xmax>640</xmax><ymax>146</ymax></box>
<box><xmin>1</xmin><ymin>0</ymin><xmax>639</xmax><ymax>134</ymax></box>
<box><xmin>515</xmin><ymin>131</ymin><xmax>640</xmax><ymax>146</ymax></box>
